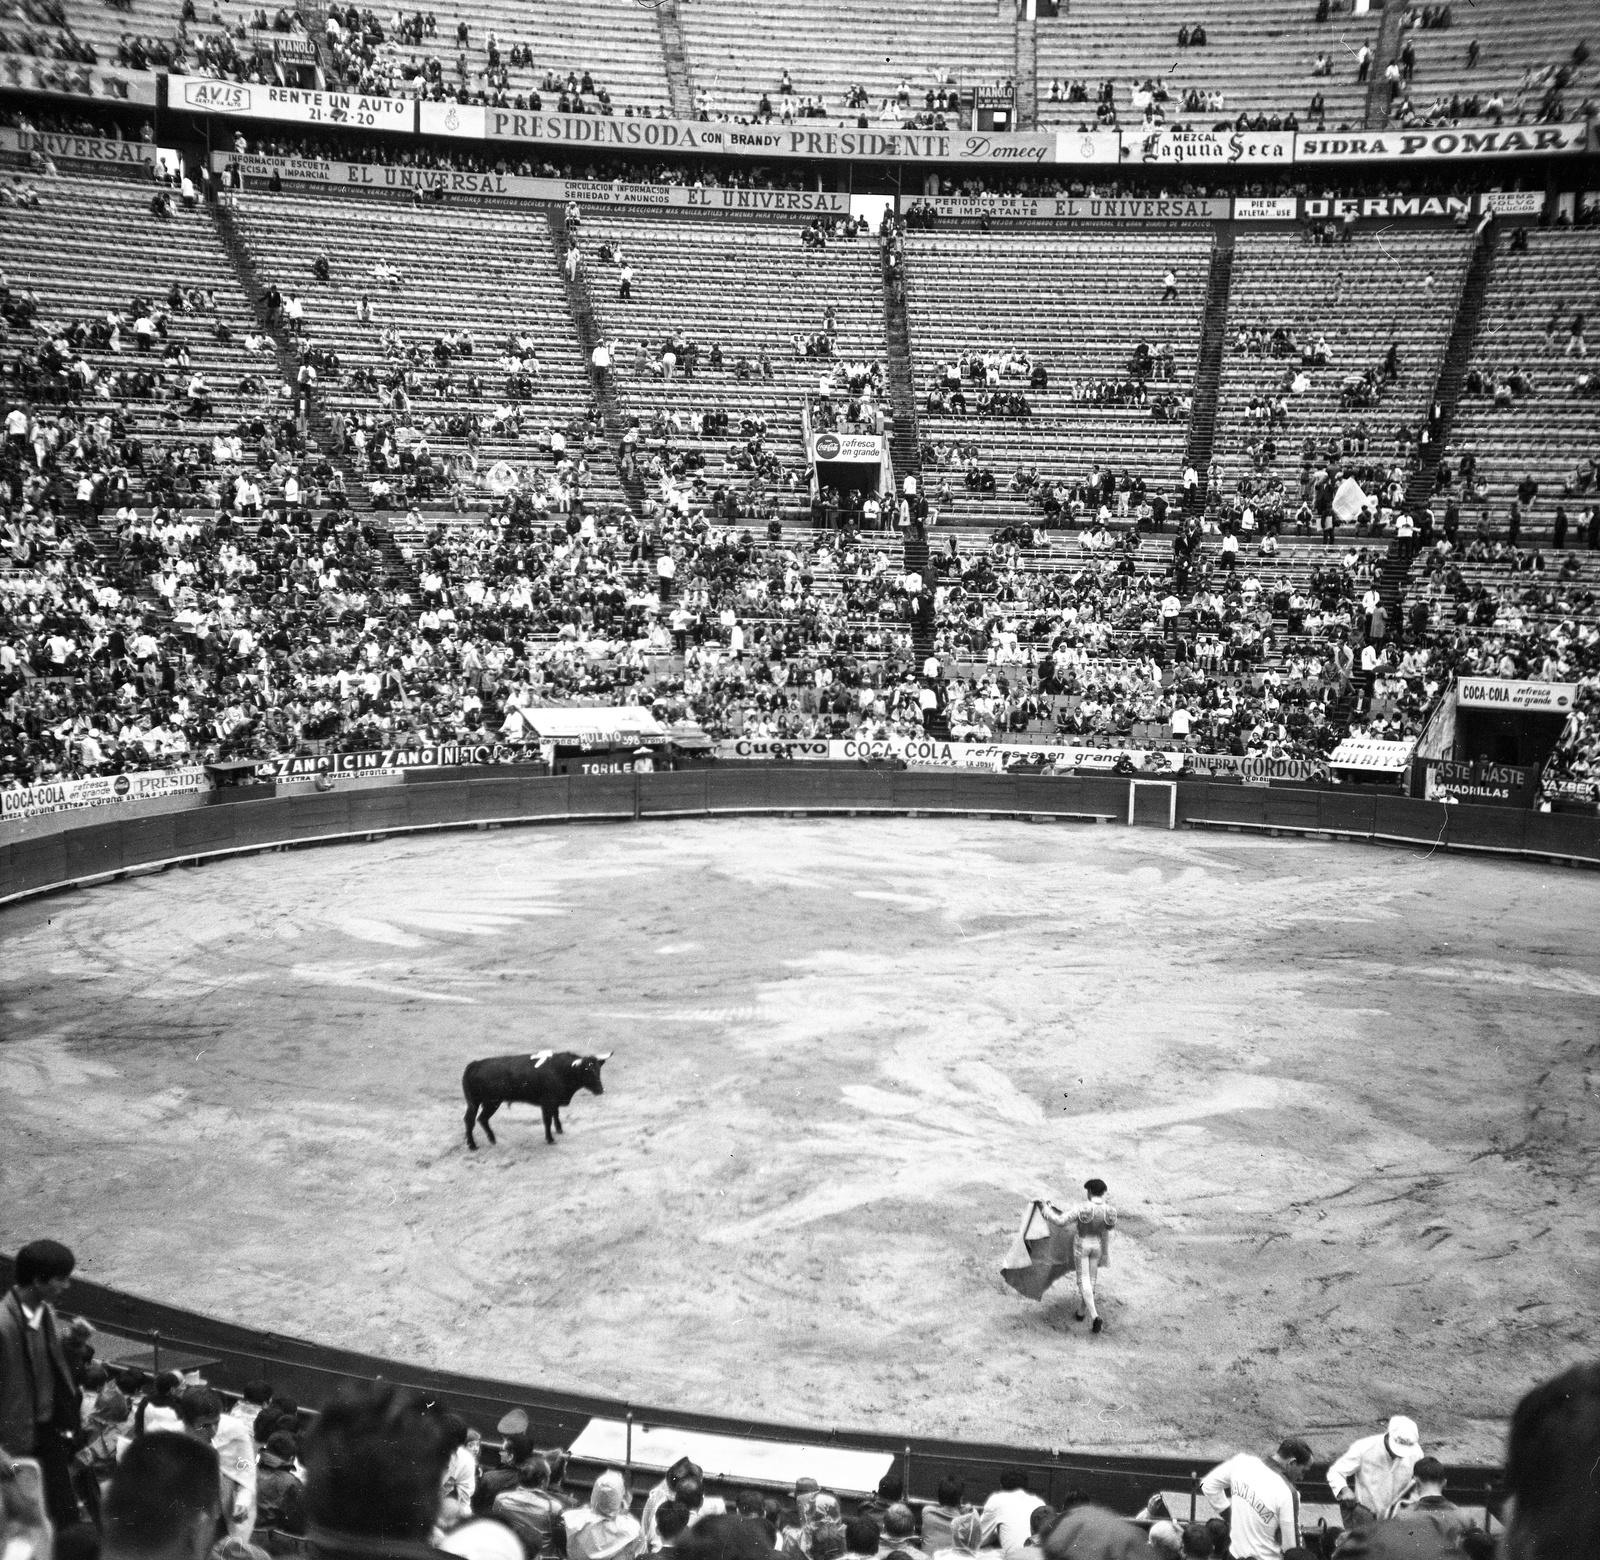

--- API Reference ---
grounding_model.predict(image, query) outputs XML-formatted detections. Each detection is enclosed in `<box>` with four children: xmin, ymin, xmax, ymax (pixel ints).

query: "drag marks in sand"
<box><xmin>2</xmin><ymin>819</ymin><xmax>1596</xmax><ymax>1460</ymax></box>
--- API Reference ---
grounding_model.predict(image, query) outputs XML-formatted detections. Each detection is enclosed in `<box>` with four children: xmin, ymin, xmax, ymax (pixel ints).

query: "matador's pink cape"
<box><xmin>1001</xmin><ymin>1199</ymin><xmax>1076</xmax><ymax>1301</ymax></box>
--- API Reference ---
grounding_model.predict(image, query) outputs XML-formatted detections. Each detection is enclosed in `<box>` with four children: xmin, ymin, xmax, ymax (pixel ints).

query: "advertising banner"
<box><xmin>811</xmin><ymin>432</ymin><xmax>884</xmax><ymax>462</ymax></box>
<box><xmin>1416</xmin><ymin>756</ymin><xmax>1536</xmax><ymax>808</ymax></box>
<box><xmin>1232</xmin><ymin>195</ymin><xmax>1299</xmax><ymax>221</ymax></box>
<box><xmin>0</xmin><ymin>50</ymin><xmax>157</xmax><ymax>104</ymax></box>
<box><xmin>1121</xmin><ymin>127</ymin><xmax>1294</xmax><ymax>166</ymax></box>
<box><xmin>1</xmin><ymin>766</ymin><xmax>210</xmax><ymax>823</ymax></box>
<box><xmin>713</xmin><ymin>736</ymin><xmax>1327</xmax><ymax>780</ymax></box>
<box><xmin>1328</xmin><ymin>736</ymin><xmax>1415</xmax><ymax>772</ymax></box>
<box><xmin>418</xmin><ymin>99</ymin><xmax>487</xmax><ymax>139</ymax></box>
<box><xmin>483</xmin><ymin>108</ymin><xmax>1065</xmax><ymax>164</ymax></box>
<box><xmin>1296</xmin><ymin>122</ymin><xmax>1591</xmax><ymax>161</ymax></box>
<box><xmin>179</xmin><ymin>78</ymin><xmax>413</xmax><ymax>130</ymax></box>
<box><xmin>1302</xmin><ymin>193</ymin><xmax>1471</xmax><ymax>219</ymax></box>
<box><xmin>211</xmin><ymin>151</ymin><xmax>848</xmax><ymax>210</ymax></box>
<box><xmin>896</xmin><ymin>193</ymin><xmax>1229</xmax><ymax>221</ymax></box>
<box><xmin>0</xmin><ymin>127</ymin><xmax>157</xmax><ymax>167</ymax></box>
<box><xmin>1456</xmin><ymin>678</ymin><xmax>1578</xmax><ymax>713</ymax></box>
<box><xmin>256</xmin><ymin>743</ymin><xmax>541</xmax><ymax>780</ymax></box>
<box><xmin>1477</xmin><ymin>189</ymin><xmax>1545</xmax><ymax>215</ymax></box>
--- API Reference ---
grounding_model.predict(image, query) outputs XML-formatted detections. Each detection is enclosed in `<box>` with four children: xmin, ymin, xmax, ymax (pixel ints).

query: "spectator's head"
<box><xmin>102</xmin><ymin>1431</ymin><xmax>222</xmax><ymax>1560</ymax></box>
<box><xmin>883</xmin><ymin>1506</ymin><xmax>916</xmax><ymax>1542</ymax></box>
<box><xmin>844</xmin><ymin>1516</ymin><xmax>879</xmax><ymax>1557</ymax></box>
<box><xmin>176</xmin><ymin>1387</ymin><xmax>224</xmax><ymax>1444</ymax></box>
<box><xmin>1411</xmin><ymin>1457</ymin><xmax>1446</xmax><ymax>1495</ymax></box>
<box><xmin>1029</xmin><ymin>1507</ymin><xmax>1058</xmax><ymax>1539</ymax></box>
<box><xmin>1384</xmin><ymin>1417</ymin><xmax>1421</xmax><ymax>1460</ymax></box>
<box><xmin>300</xmin><ymin>1382</ymin><xmax>453</xmax><ymax>1543</ymax></box>
<box><xmin>1203</xmin><ymin>1517</ymin><xmax>1230</xmax><ymax>1560</ymax></box>
<box><xmin>657</xmin><ymin>1501</ymin><xmax>691</xmax><ymax>1547</ymax></box>
<box><xmin>935</xmin><ymin>1476</ymin><xmax>964</xmax><ymax>1509</ymax></box>
<box><xmin>590</xmin><ymin>1470</ymin><xmax>629</xmax><ymax>1518</ymax></box>
<box><xmin>240</xmin><ymin>1382</ymin><xmax>273</xmax><ymax>1410</ymax></box>
<box><xmin>1504</xmin><ymin>1362</ymin><xmax>1600</xmax><ymax>1560</ymax></box>
<box><xmin>260</xmin><ymin>1432</ymin><xmax>298</xmax><ymax>1469</ymax></box>
<box><xmin>675</xmin><ymin>1476</ymin><xmax>705</xmax><ymax>1513</ymax></box>
<box><xmin>677</xmin><ymin>1516</ymin><xmax>781</xmax><ymax>1560</ymax></box>
<box><xmin>997</xmin><ymin>1470</ymin><xmax>1031</xmax><ymax>1494</ymax></box>
<box><xmin>13</xmin><ymin>1238</ymin><xmax>75</xmax><ymax>1301</ymax></box>
<box><xmin>734</xmin><ymin>1491</ymin><xmax>765</xmax><ymax>1521</ymax></box>
<box><xmin>1274</xmin><ymin>1438</ymin><xmax>1314</xmax><ymax>1478</ymax></box>
<box><xmin>875</xmin><ymin>1475</ymin><xmax>904</xmax><ymax>1505</ymax></box>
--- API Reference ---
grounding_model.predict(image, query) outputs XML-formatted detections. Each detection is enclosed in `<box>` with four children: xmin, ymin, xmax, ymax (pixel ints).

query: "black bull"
<box><xmin>461</xmin><ymin>1051</ymin><xmax>610</xmax><ymax>1149</ymax></box>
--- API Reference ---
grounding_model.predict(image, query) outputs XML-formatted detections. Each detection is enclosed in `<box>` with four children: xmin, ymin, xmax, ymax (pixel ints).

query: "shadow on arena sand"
<box><xmin>1</xmin><ymin>818</ymin><xmax>1597</xmax><ymax>1462</ymax></box>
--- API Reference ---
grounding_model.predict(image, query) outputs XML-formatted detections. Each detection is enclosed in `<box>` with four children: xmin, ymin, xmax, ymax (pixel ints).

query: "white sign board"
<box><xmin>1456</xmin><ymin>679</ymin><xmax>1578</xmax><ymax>713</ymax></box>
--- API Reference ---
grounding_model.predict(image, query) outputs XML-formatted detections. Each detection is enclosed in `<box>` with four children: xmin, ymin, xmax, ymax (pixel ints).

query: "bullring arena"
<box><xmin>6</xmin><ymin>0</ymin><xmax>1600</xmax><ymax>1546</ymax></box>
<box><xmin>4</xmin><ymin>804</ymin><xmax>1597</xmax><ymax>1464</ymax></box>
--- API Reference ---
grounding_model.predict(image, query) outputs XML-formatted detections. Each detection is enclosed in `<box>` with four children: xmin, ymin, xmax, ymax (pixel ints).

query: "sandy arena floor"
<box><xmin>2</xmin><ymin>818</ymin><xmax>1597</xmax><ymax>1464</ymax></box>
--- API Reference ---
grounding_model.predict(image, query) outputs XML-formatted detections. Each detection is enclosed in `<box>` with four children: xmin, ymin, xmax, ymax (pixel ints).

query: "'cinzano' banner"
<box><xmin>0</xmin><ymin>127</ymin><xmax>157</xmax><ymax>167</ymax></box>
<box><xmin>896</xmin><ymin>193</ymin><xmax>1229</xmax><ymax>221</ymax></box>
<box><xmin>1296</xmin><ymin>122</ymin><xmax>1591</xmax><ymax>161</ymax></box>
<box><xmin>212</xmin><ymin>151</ymin><xmax>849</xmax><ymax>210</ymax></box>
<box><xmin>180</xmin><ymin>78</ymin><xmax>413</xmax><ymax>129</ymax></box>
<box><xmin>257</xmin><ymin>743</ymin><xmax>540</xmax><ymax>779</ymax></box>
<box><xmin>1121</xmin><ymin>127</ymin><xmax>1294</xmax><ymax>165</ymax></box>
<box><xmin>1</xmin><ymin>766</ymin><xmax>209</xmax><ymax>823</ymax></box>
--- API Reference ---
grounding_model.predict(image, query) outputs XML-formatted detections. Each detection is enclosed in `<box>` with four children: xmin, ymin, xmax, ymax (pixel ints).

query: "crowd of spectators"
<box><xmin>6</xmin><ymin>1237</ymin><xmax>1600</xmax><ymax>1560</ymax></box>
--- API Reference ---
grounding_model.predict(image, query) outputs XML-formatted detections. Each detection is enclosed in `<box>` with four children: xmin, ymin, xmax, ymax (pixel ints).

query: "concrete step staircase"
<box><xmin>1014</xmin><ymin>3</ymin><xmax>1039</xmax><ymax>129</ymax></box>
<box><xmin>1181</xmin><ymin>232</ymin><xmax>1235</xmax><ymax>513</ymax></box>
<box><xmin>655</xmin><ymin>0</ymin><xmax>698</xmax><ymax>119</ymax></box>
<box><xmin>544</xmin><ymin>208</ymin><xmax>647</xmax><ymax>515</ymax></box>
<box><xmin>881</xmin><ymin>236</ymin><xmax>923</xmax><ymax>488</ymax></box>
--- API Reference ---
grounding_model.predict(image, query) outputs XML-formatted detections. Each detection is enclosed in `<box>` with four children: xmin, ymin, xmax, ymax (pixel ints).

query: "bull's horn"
<box><xmin>595</xmin><ymin>1051</ymin><xmax>614</xmax><ymax>1061</ymax></box>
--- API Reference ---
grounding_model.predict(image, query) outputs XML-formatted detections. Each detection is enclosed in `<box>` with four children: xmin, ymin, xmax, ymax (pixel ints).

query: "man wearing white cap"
<box><xmin>1328</xmin><ymin>1416</ymin><xmax>1424</xmax><ymax>1528</ymax></box>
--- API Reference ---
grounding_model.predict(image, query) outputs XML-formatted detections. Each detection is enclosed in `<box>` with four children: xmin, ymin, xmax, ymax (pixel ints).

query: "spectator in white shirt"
<box><xmin>979</xmin><ymin>1473</ymin><xmax>1044</xmax><ymax>1552</ymax></box>
<box><xmin>1200</xmin><ymin>1438</ymin><xmax>1313</xmax><ymax>1560</ymax></box>
<box><xmin>1328</xmin><ymin>1417</ymin><xmax>1423</xmax><ymax>1527</ymax></box>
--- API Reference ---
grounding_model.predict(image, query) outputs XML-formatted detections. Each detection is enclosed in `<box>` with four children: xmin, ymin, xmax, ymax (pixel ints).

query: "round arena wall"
<box><xmin>3</xmin><ymin>772</ymin><xmax>1598</xmax><ymax>1512</ymax></box>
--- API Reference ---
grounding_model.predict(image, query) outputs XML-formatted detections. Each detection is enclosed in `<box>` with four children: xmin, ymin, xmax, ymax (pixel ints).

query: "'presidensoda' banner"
<box><xmin>0</xmin><ymin>127</ymin><xmax>157</xmax><ymax>167</ymax></box>
<box><xmin>212</xmin><ymin>151</ymin><xmax>849</xmax><ymax>211</ymax></box>
<box><xmin>1</xmin><ymin>766</ymin><xmax>210</xmax><ymax>823</ymax></box>
<box><xmin>482</xmin><ymin>108</ymin><xmax>1070</xmax><ymax>164</ymax></box>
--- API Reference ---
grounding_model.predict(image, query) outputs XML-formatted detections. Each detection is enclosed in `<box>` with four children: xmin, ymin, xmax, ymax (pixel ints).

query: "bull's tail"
<box><xmin>461</xmin><ymin>1063</ymin><xmax>479</xmax><ymax>1103</ymax></box>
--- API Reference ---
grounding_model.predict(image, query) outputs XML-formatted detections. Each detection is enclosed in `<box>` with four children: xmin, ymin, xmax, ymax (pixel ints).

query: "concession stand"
<box><xmin>524</xmin><ymin>708</ymin><xmax>669</xmax><ymax>776</ymax></box>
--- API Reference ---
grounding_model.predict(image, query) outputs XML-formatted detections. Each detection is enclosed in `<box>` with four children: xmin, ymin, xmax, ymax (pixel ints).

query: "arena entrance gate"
<box><xmin>1127</xmin><ymin>780</ymin><xmax>1177</xmax><ymax>829</ymax></box>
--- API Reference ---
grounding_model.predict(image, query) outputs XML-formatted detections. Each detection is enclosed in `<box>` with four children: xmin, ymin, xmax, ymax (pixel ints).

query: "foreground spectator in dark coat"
<box><xmin>300</xmin><ymin>1383</ymin><xmax>454</xmax><ymax>1560</ymax></box>
<box><xmin>0</xmin><ymin>1240</ymin><xmax>82</xmax><ymax>1530</ymax></box>
<box><xmin>102</xmin><ymin>1432</ymin><xmax>223</xmax><ymax>1560</ymax></box>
